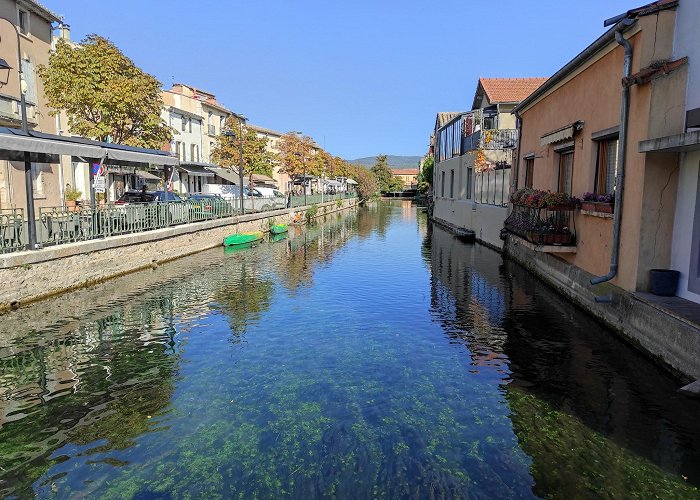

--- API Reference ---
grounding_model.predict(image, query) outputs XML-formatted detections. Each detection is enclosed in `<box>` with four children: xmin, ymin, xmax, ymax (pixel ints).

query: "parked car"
<box><xmin>185</xmin><ymin>193</ymin><xmax>232</xmax><ymax>218</ymax></box>
<box><xmin>113</xmin><ymin>190</ymin><xmax>186</xmax><ymax>227</ymax></box>
<box><xmin>252</xmin><ymin>187</ymin><xmax>287</xmax><ymax>210</ymax></box>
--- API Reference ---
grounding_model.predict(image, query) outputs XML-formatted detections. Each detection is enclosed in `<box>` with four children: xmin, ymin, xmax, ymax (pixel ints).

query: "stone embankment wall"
<box><xmin>0</xmin><ymin>199</ymin><xmax>357</xmax><ymax>313</ymax></box>
<box><xmin>504</xmin><ymin>235</ymin><xmax>700</xmax><ymax>382</ymax></box>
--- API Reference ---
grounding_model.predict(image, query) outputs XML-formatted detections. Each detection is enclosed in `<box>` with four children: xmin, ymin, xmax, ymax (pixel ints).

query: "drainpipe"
<box><xmin>590</xmin><ymin>30</ymin><xmax>633</xmax><ymax>296</ymax></box>
<box><xmin>512</xmin><ymin>109</ymin><xmax>522</xmax><ymax>192</ymax></box>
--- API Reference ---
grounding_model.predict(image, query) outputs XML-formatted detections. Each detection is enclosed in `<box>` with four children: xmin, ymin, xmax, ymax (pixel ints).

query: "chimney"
<box><xmin>58</xmin><ymin>23</ymin><xmax>71</xmax><ymax>40</ymax></box>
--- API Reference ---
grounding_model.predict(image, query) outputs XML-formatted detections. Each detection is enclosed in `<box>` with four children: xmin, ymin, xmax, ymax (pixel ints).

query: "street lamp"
<box><xmin>0</xmin><ymin>16</ymin><xmax>36</xmax><ymax>249</ymax></box>
<box><xmin>223</xmin><ymin>113</ymin><xmax>247</xmax><ymax>214</ymax></box>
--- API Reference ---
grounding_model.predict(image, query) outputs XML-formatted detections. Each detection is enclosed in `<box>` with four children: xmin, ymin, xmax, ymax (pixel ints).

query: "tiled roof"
<box><xmin>474</xmin><ymin>78</ymin><xmax>548</xmax><ymax>108</ymax></box>
<box><xmin>392</xmin><ymin>168</ymin><xmax>419</xmax><ymax>175</ymax></box>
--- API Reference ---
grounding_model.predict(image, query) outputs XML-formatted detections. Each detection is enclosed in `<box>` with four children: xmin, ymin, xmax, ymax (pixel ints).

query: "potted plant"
<box><xmin>581</xmin><ymin>192</ymin><xmax>614</xmax><ymax>213</ymax></box>
<box><xmin>65</xmin><ymin>186</ymin><xmax>82</xmax><ymax>211</ymax></box>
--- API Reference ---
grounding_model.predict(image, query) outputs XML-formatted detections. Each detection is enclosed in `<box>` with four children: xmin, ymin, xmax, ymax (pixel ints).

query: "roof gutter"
<box><xmin>513</xmin><ymin>18</ymin><xmax>636</xmax><ymax>114</ymax></box>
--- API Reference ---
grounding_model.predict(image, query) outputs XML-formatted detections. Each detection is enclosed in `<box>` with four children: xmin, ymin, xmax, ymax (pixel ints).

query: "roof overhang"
<box><xmin>639</xmin><ymin>130</ymin><xmax>700</xmax><ymax>153</ymax></box>
<box><xmin>206</xmin><ymin>166</ymin><xmax>249</xmax><ymax>186</ymax></box>
<box><xmin>179</xmin><ymin>163</ymin><xmax>216</xmax><ymax>177</ymax></box>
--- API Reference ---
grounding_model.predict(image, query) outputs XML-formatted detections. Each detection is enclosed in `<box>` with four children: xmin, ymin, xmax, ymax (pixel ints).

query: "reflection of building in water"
<box><xmin>428</xmin><ymin>223</ymin><xmax>514</xmax><ymax>370</ymax></box>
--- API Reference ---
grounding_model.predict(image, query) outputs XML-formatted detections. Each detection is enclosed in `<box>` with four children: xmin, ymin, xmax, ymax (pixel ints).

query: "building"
<box><xmin>504</xmin><ymin>0</ymin><xmax>700</xmax><ymax>379</ymax></box>
<box><xmin>432</xmin><ymin>78</ymin><xmax>545</xmax><ymax>247</ymax></box>
<box><xmin>392</xmin><ymin>168</ymin><xmax>419</xmax><ymax>189</ymax></box>
<box><xmin>249</xmin><ymin>124</ymin><xmax>284</xmax><ymax>189</ymax></box>
<box><xmin>0</xmin><ymin>0</ymin><xmax>62</xmax><ymax>212</ymax></box>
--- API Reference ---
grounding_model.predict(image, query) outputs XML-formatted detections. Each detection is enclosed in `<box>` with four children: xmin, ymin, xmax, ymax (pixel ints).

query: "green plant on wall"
<box><xmin>305</xmin><ymin>204</ymin><xmax>319</xmax><ymax>223</ymax></box>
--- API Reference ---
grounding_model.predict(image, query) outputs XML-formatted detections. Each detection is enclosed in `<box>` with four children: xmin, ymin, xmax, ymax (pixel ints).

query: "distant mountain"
<box><xmin>348</xmin><ymin>155</ymin><xmax>422</xmax><ymax>169</ymax></box>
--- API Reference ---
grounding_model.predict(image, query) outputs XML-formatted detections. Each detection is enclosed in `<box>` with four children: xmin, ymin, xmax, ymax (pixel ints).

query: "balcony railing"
<box><xmin>504</xmin><ymin>204</ymin><xmax>576</xmax><ymax>246</ymax></box>
<box><xmin>0</xmin><ymin>208</ymin><xmax>24</xmax><ymax>253</ymax></box>
<box><xmin>462</xmin><ymin>129</ymin><xmax>518</xmax><ymax>152</ymax></box>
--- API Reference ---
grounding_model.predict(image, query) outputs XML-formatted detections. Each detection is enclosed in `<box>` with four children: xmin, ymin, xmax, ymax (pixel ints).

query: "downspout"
<box><xmin>56</xmin><ymin>113</ymin><xmax>65</xmax><ymax>210</ymax></box>
<box><xmin>590</xmin><ymin>30</ymin><xmax>633</xmax><ymax>294</ymax></box>
<box><xmin>512</xmin><ymin>109</ymin><xmax>522</xmax><ymax>192</ymax></box>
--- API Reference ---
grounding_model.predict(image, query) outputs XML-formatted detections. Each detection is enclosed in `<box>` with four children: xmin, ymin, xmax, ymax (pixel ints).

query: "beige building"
<box><xmin>0</xmin><ymin>0</ymin><xmax>61</xmax><ymax>212</ymax></box>
<box><xmin>432</xmin><ymin>78</ymin><xmax>545</xmax><ymax>247</ymax></box>
<box><xmin>392</xmin><ymin>168</ymin><xmax>419</xmax><ymax>189</ymax></box>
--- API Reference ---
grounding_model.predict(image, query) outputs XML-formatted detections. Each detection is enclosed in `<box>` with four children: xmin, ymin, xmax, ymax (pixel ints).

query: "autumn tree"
<box><xmin>348</xmin><ymin>165</ymin><xmax>378</xmax><ymax>202</ymax></box>
<box><xmin>417</xmin><ymin>155</ymin><xmax>434</xmax><ymax>193</ymax></box>
<box><xmin>370</xmin><ymin>154</ymin><xmax>402</xmax><ymax>192</ymax></box>
<box><xmin>37</xmin><ymin>35</ymin><xmax>172</xmax><ymax>148</ymax></box>
<box><xmin>277</xmin><ymin>132</ymin><xmax>317</xmax><ymax>177</ymax></box>
<box><xmin>211</xmin><ymin>117</ymin><xmax>277</xmax><ymax>184</ymax></box>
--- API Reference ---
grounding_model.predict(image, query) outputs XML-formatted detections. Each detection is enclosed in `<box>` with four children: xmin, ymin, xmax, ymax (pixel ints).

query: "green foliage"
<box><xmin>305</xmin><ymin>204</ymin><xmax>319</xmax><ymax>223</ymax></box>
<box><xmin>211</xmin><ymin>117</ymin><xmax>277</xmax><ymax>179</ymax></box>
<box><xmin>37</xmin><ymin>35</ymin><xmax>172</xmax><ymax>148</ymax></box>
<box><xmin>336</xmin><ymin>199</ymin><xmax>343</xmax><ymax>208</ymax></box>
<box><xmin>417</xmin><ymin>156</ymin><xmax>434</xmax><ymax>193</ymax></box>
<box><xmin>370</xmin><ymin>154</ymin><xmax>395</xmax><ymax>193</ymax></box>
<box><xmin>64</xmin><ymin>186</ymin><xmax>82</xmax><ymax>202</ymax></box>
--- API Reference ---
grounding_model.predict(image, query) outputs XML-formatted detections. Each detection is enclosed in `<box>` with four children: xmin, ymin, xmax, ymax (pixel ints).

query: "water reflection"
<box><xmin>428</xmin><ymin>221</ymin><xmax>700</xmax><ymax>497</ymax></box>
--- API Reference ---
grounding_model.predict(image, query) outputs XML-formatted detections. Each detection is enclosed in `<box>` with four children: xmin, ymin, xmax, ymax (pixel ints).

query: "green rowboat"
<box><xmin>270</xmin><ymin>224</ymin><xmax>289</xmax><ymax>235</ymax></box>
<box><xmin>223</xmin><ymin>231</ymin><xmax>264</xmax><ymax>247</ymax></box>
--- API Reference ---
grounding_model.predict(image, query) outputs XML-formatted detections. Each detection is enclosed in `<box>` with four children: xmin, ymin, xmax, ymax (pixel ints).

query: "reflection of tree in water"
<box><xmin>355</xmin><ymin>202</ymin><xmax>393</xmax><ymax>239</ymax></box>
<box><xmin>276</xmin><ymin>213</ymin><xmax>357</xmax><ymax>293</ymax></box>
<box><xmin>212</xmin><ymin>261</ymin><xmax>275</xmax><ymax>338</ymax></box>
<box><xmin>0</xmin><ymin>296</ymin><xmax>180</xmax><ymax>497</ymax></box>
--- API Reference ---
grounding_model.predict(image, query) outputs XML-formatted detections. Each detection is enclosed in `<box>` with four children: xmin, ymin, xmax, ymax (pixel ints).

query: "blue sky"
<box><xmin>41</xmin><ymin>0</ymin><xmax>643</xmax><ymax>160</ymax></box>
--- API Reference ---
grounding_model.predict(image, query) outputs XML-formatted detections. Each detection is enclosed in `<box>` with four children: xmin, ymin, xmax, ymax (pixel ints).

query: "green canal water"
<box><xmin>1</xmin><ymin>201</ymin><xmax>700</xmax><ymax>498</ymax></box>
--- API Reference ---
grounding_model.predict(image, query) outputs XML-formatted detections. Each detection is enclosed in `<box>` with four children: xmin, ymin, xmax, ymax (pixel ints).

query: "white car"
<box><xmin>252</xmin><ymin>187</ymin><xmax>287</xmax><ymax>210</ymax></box>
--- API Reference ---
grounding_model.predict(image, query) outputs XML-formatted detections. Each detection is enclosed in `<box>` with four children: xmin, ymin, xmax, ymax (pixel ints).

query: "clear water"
<box><xmin>1</xmin><ymin>201</ymin><xmax>699</xmax><ymax>499</ymax></box>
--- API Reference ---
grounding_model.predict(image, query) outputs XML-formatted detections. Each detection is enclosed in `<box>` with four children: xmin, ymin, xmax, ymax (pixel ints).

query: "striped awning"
<box><xmin>541</xmin><ymin>121</ymin><xmax>584</xmax><ymax>146</ymax></box>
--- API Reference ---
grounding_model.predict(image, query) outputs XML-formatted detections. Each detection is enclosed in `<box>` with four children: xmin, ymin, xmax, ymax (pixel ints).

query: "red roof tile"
<box><xmin>475</xmin><ymin>78</ymin><xmax>548</xmax><ymax>108</ymax></box>
<box><xmin>392</xmin><ymin>169</ymin><xmax>419</xmax><ymax>175</ymax></box>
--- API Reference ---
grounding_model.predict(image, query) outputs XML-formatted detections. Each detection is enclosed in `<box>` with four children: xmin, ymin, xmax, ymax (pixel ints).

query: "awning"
<box><xmin>541</xmin><ymin>121</ymin><xmax>584</xmax><ymax>146</ymax></box>
<box><xmin>135</xmin><ymin>170</ymin><xmax>162</xmax><ymax>181</ymax></box>
<box><xmin>0</xmin><ymin>127</ymin><xmax>178</xmax><ymax>166</ymax></box>
<box><xmin>207</xmin><ymin>167</ymin><xmax>249</xmax><ymax>186</ymax></box>
<box><xmin>323</xmin><ymin>179</ymin><xmax>342</xmax><ymax>187</ymax></box>
<box><xmin>346</xmin><ymin>178</ymin><xmax>358</xmax><ymax>185</ymax></box>
<box><xmin>179</xmin><ymin>164</ymin><xmax>215</xmax><ymax>177</ymax></box>
<box><xmin>252</xmin><ymin>173</ymin><xmax>276</xmax><ymax>184</ymax></box>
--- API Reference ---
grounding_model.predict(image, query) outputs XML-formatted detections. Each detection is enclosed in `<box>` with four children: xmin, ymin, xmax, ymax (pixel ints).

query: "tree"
<box><xmin>348</xmin><ymin>165</ymin><xmax>378</xmax><ymax>202</ymax></box>
<box><xmin>417</xmin><ymin>155</ymin><xmax>434</xmax><ymax>193</ymax></box>
<box><xmin>370</xmin><ymin>154</ymin><xmax>399</xmax><ymax>193</ymax></box>
<box><xmin>211</xmin><ymin>117</ymin><xmax>277</xmax><ymax>181</ymax></box>
<box><xmin>37</xmin><ymin>35</ymin><xmax>172</xmax><ymax>148</ymax></box>
<box><xmin>277</xmin><ymin>132</ymin><xmax>316</xmax><ymax>177</ymax></box>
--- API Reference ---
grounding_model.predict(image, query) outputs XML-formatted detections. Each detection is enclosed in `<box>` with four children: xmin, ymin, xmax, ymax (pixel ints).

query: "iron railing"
<box><xmin>474</xmin><ymin>168</ymin><xmax>511</xmax><ymax>206</ymax></box>
<box><xmin>1</xmin><ymin>193</ymin><xmax>356</xmax><ymax>252</ymax></box>
<box><xmin>0</xmin><ymin>208</ymin><xmax>24</xmax><ymax>253</ymax></box>
<box><xmin>504</xmin><ymin>204</ymin><xmax>576</xmax><ymax>246</ymax></box>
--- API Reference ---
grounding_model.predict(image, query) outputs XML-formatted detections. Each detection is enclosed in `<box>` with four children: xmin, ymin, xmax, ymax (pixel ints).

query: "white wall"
<box><xmin>673</xmin><ymin>0</ymin><xmax>700</xmax><ymax>112</ymax></box>
<box><xmin>671</xmin><ymin>151</ymin><xmax>700</xmax><ymax>302</ymax></box>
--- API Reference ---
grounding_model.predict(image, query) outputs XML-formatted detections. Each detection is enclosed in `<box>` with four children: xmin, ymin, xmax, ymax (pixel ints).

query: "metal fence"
<box><xmin>504</xmin><ymin>204</ymin><xmax>576</xmax><ymax>246</ymax></box>
<box><xmin>1</xmin><ymin>193</ymin><xmax>356</xmax><ymax>253</ymax></box>
<box><xmin>0</xmin><ymin>208</ymin><xmax>24</xmax><ymax>253</ymax></box>
<box><xmin>474</xmin><ymin>168</ymin><xmax>510</xmax><ymax>206</ymax></box>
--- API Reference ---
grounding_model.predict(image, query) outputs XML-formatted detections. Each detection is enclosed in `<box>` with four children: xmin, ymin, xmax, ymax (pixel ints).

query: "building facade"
<box><xmin>0</xmin><ymin>0</ymin><xmax>61</xmax><ymax>212</ymax></box>
<box><xmin>432</xmin><ymin>78</ymin><xmax>545</xmax><ymax>247</ymax></box>
<box><xmin>392</xmin><ymin>168</ymin><xmax>419</xmax><ymax>189</ymax></box>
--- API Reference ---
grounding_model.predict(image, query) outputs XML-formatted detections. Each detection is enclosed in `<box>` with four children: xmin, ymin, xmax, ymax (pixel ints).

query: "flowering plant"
<box><xmin>582</xmin><ymin>192</ymin><xmax>614</xmax><ymax>203</ymax></box>
<box><xmin>511</xmin><ymin>188</ymin><xmax>578</xmax><ymax>208</ymax></box>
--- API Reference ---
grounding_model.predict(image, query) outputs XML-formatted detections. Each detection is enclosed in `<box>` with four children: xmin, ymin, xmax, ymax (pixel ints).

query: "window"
<box><xmin>557</xmin><ymin>151</ymin><xmax>574</xmax><ymax>194</ymax></box>
<box><xmin>441</xmin><ymin>171</ymin><xmax>445</xmax><ymax>197</ymax></box>
<box><xmin>181</xmin><ymin>117</ymin><xmax>187</xmax><ymax>132</ymax></box>
<box><xmin>191</xmin><ymin>144</ymin><xmax>200</xmax><ymax>162</ymax></box>
<box><xmin>188</xmin><ymin>119</ymin><xmax>193</xmax><ymax>133</ymax></box>
<box><xmin>31</xmin><ymin>163</ymin><xmax>44</xmax><ymax>196</ymax></box>
<box><xmin>450</xmin><ymin>169</ymin><xmax>455</xmax><ymax>198</ymax></box>
<box><xmin>524</xmin><ymin>158</ymin><xmax>534</xmax><ymax>188</ymax></box>
<box><xmin>466</xmin><ymin>165</ymin><xmax>473</xmax><ymax>199</ymax></box>
<box><xmin>174</xmin><ymin>141</ymin><xmax>182</xmax><ymax>160</ymax></box>
<box><xmin>595</xmin><ymin>137</ymin><xmax>619</xmax><ymax>194</ymax></box>
<box><xmin>18</xmin><ymin>8</ymin><xmax>28</xmax><ymax>35</ymax></box>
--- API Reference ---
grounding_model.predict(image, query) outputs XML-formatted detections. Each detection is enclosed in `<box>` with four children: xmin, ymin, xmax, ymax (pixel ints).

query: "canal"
<box><xmin>1</xmin><ymin>201</ymin><xmax>699</xmax><ymax>498</ymax></box>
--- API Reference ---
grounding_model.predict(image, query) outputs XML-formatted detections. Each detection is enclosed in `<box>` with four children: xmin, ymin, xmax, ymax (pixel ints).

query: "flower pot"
<box><xmin>581</xmin><ymin>202</ymin><xmax>597</xmax><ymax>211</ymax></box>
<box><xmin>553</xmin><ymin>233</ymin><xmax>572</xmax><ymax>245</ymax></box>
<box><xmin>649</xmin><ymin>269</ymin><xmax>680</xmax><ymax>296</ymax></box>
<box><xmin>582</xmin><ymin>201</ymin><xmax>614</xmax><ymax>213</ymax></box>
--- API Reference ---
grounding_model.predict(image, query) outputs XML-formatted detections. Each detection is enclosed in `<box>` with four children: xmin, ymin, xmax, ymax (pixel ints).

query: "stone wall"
<box><xmin>504</xmin><ymin>235</ymin><xmax>700</xmax><ymax>381</ymax></box>
<box><xmin>0</xmin><ymin>199</ymin><xmax>357</xmax><ymax>313</ymax></box>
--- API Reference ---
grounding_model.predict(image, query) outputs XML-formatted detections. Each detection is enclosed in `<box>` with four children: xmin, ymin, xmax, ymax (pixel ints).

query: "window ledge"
<box><xmin>509</xmin><ymin>233</ymin><xmax>577</xmax><ymax>253</ymax></box>
<box><xmin>580</xmin><ymin>209</ymin><xmax>613</xmax><ymax>219</ymax></box>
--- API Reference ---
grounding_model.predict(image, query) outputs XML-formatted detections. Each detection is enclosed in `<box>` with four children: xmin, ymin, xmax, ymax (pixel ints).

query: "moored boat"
<box><xmin>223</xmin><ymin>231</ymin><xmax>264</xmax><ymax>247</ymax></box>
<box><xmin>270</xmin><ymin>223</ymin><xmax>289</xmax><ymax>235</ymax></box>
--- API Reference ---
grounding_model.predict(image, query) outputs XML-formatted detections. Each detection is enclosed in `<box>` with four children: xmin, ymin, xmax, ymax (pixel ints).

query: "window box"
<box><xmin>581</xmin><ymin>201</ymin><xmax>613</xmax><ymax>213</ymax></box>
